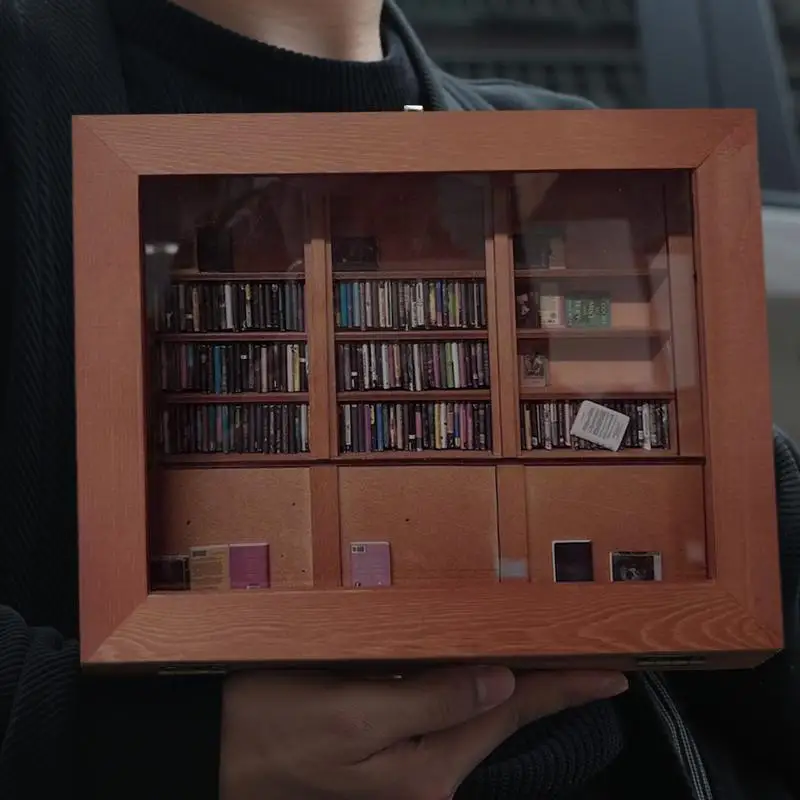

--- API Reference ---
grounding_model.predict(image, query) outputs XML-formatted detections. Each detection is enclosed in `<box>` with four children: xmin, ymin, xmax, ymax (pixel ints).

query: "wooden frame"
<box><xmin>74</xmin><ymin>109</ymin><xmax>781</xmax><ymax>671</ymax></box>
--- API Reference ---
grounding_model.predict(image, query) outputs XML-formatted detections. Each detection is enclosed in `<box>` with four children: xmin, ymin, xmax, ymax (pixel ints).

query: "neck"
<box><xmin>169</xmin><ymin>0</ymin><xmax>385</xmax><ymax>61</ymax></box>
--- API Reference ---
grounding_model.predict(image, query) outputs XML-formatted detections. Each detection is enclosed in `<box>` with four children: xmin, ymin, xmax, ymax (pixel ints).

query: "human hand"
<box><xmin>219</xmin><ymin>666</ymin><xmax>628</xmax><ymax>800</ymax></box>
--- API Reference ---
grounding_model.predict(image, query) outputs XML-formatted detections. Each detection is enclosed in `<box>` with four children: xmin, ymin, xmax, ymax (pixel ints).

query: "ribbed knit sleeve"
<box><xmin>79</xmin><ymin>671</ymin><xmax>224</xmax><ymax>800</ymax></box>
<box><xmin>0</xmin><ymin>606</ymin><xmax>80</xmax><ymax>798</ymax></box>
<box><xmin>0</xmin><ymin>605</ymin><xmax>224</xmax><ymax>800</ymax></box>
<box><xmin>666</xmin><ymin>428</ymin><xmax>800</xmax><ymax>795</ymax></box>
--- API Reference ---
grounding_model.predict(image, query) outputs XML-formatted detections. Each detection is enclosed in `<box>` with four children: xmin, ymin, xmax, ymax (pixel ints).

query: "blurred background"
<box><xmin>398</xmin><ymin>0</ymin><xmax>800</xmax><ymax>442</ymax></box>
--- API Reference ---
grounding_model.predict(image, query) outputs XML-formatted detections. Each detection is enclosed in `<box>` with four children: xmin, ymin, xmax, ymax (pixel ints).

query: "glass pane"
<box><xmin>331</xmin><ymin>173</ymin><xmax>493</xmax><ymax>455</ymax></box>
<box><xmin>511</xmin><ymin>171</ymin><xmax>694</xmax><ymax>457</ymax></box>
<box><xmin>141</xmin><ymin>175</ymin><xmax>311</xmax><ymax>593</ymax></box>
<box><xmin>140</xmin><ymin>168</ymin><xmax>706</xmax><ymax>596</ymax></box>
<box><xmin>142</xmin><ymin>176</ymin><xmax>309</xmax><ymax>463</ymax></box>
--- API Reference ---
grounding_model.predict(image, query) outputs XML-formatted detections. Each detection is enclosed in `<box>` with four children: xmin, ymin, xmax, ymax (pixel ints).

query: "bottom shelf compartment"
<box><xmin>523</xmin><ymin>464</ymin><xmax>708</xmax><ymax>584</ymax></box>
<box><xmin>149</xmin><ymin>467</ymin><xmax>314</xmax><ymax>592</ymax></box>
<box><xmin>147</xmin><ymin>463</ymin><xmax>709</xmax><ymax>594</ymax></box>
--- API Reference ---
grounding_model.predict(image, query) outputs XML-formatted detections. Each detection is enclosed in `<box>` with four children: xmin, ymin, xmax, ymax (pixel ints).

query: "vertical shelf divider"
<box><xmin>666</xmin><ymin>173</ymin><xmax>705</xmax><ymax>457</ymax></box>
<box><xmin>483</xmin><ymin>175</ymin><xmax>503</xmax><ymax>454</ymax></box>
<box><xmin>305</xmin><ymin>185</ymin><xmax>342</xmax><ymax>587</ymax></box>
<box><xmin>304</xmin><ymin>187</ymin><xmax>333</xmax><ymax>460</ymax></box>
<box><xmin>491</xmin><ymin>175</ymin><xmax>522</xmax><ymax>457</ymax></box>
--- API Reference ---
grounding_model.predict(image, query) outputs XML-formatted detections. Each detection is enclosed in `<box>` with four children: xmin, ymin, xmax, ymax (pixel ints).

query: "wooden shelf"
<box><xmin>338</xmin><ymin>390</ymin><xmax>490</xmax><ymax>402</ymax></box>
<box><xmin>517</xmin><ymin>327</ymin><xmax>668</xmax><ymax>340</ymax></box>
<box><xmin>161</xmin><ymin>392</ymin><xmax>308</xmax><ymax>404</ymax></box>
<box><xmin>520</xmin><ymin>388</ymin><xmax>674</xmax><ymax>400</ymax></box>
<box><xmin>334</xmin><ymin>258</ymin><xmax>484</xmax><ymax>274</ymax></box>
<box><xmin>168</xmin><ymin>271</ymin><xmax>305</xmax><ymax>282</ymax></box>
<box><xmin>514</xmin><ymin>268</ymin><xmax>668</xmax><ymax>280</ymax></box>
<box><xmin>335</xmin><ymin>450</ymin><xmax>496</xmax><ymax>463</ymax></box>
<box><xmin>335</xmin><ymin>329</ymin><xmax>488</xmax><ymax>342</ymax></box>
<box><xmin>518</xmin><ymin>450</ymin><xmax>695</xmax><ymax>462</ymax></box>
<box><xmin>334</xmin><ymin>270</ymin><xmax>486</xmax><ymax>281</ymax></box>
<box><xmin>156</xmin><ymin>451</ymin><xmax>704</xmax><ymax>469</ymax></box>
<box><xmin>158</xmin><ymin>452</ymin><xmax>313</xmax><ymax>467</ymax></box>
<box><xmin>154</xmin><ymin>332</ymin><xmax>307</xmax><ymax>343</ymax></box>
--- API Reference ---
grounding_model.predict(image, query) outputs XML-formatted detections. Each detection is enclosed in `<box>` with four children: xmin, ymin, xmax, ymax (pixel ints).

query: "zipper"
<box><xmin>638</xmin><ymin>672</ymin><xmax>714</xmax><ymax>800</ymax></box>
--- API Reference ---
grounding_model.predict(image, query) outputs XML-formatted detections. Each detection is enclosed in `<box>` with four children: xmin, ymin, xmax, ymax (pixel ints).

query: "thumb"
<box><xmin>422</xmin><ymin>670</ymin><xmax>629</xmax><ymax>794</ymax></box>
<box><xmin>361</xmin><ymin>666</ymin><xmax>517</xmax><ymax>746</ymax></box>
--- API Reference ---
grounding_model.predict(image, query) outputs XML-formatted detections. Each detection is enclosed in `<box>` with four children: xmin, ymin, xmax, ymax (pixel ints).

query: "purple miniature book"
<box><xmin>229</xmin><ymin>543</ymin><xmax>270</xmax><ymax>589</ymax></box>
<box><xmin>349</xmin><ymin>542</ymin><xmax>392</xmax><ymax>588</ymax></box>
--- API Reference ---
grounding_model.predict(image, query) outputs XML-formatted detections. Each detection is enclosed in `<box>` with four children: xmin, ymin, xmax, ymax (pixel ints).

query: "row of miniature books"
<box><xmin>150</xmin><ymin>540</ymin><xmax>665</xmax><ymax>592</ymax></box>
<box><xmin>339</xmin><ymin>401</ymin><xmax>492</xmax><ymax>454</ymax></box>
<box><xmin>158</xmin><ymin>403</ymin><xmax>310</xmax><ymax>457</ymax></box>
<box><xmin>336</xmin><ymin>278</ymin><xmax>488</xmax><ymax>332</ymax></box>
<box><xmin>153</xmin><ymin>280</ymin><xmax>306</xmax><ymax>334</ymax></box>
<box><xmin>150</xmin><ymin>541</ymin><xmax>393</xmax><ymax>592</ymax></box>
<box><xmin>154</xmin><ymin>398</ymin><xmax>666</xmax><ymax>457</ymax></box>
<box><xmin>156</xmin><ymin>341</ymin><xmax>308</xmax><ymax>395</ymax></box>
<box><xmin>151</xmin><ymin>543</ymin><xmax>270</xmax><ymax>592</ymax></box>
<box><xmin>516</xmin><ymin>286</ymin><xmax>612</xmax><ymax>329</ymax></box>
<box><xmin>337</xmin><ymin>340</ymin><xmax>491</xmax><ymax>392</ymax></box>
<box><xmin>554</xmin><ymin>542</ymin><xmax>664</xmax><ymax>583</ymax></box>
<box><xmin>152</xmin><ymin>275</ymin><xmax>616</xmax><ymax>336</ymax></box>
<box><xmin>521</xmin><ymin>399</ymin><xmax>671</xmax><ymax>452</ymax></box>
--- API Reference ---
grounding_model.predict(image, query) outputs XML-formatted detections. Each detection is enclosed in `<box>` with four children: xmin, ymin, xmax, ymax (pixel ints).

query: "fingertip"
<box><xmin>517</xmin><ymin>669</ymin><xmax>629</xmax><ymax>704</ymax></box>
<box><xmin>591</xmin><ymin>673</ymin><xmax>629</xmax><ymax>699</ymax></box>
<box><xmin>559</xmin><ymin>670</ymin><xmax>629</xmax><ymax>701</ymax></box>
<box><xmin>471</xmin><ymin>666</ymin><xmax>516</xmax><ymax>710</ymax></box>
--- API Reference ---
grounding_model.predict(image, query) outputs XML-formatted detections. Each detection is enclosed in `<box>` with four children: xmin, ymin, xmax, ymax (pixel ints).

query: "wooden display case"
<box><xmin>73</xmin><ymin>109</ymin><xmax>781</xmax><ymax>672</ymax></box>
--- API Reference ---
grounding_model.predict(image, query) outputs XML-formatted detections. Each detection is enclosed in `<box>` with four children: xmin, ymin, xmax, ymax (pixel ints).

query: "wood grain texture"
<box><xmin>79</xmin><ymin>110</ymin><xmax>742</xmax><ymax>175</ymax></box>
<box><xmin>311</xmin><ymin>466</ymin><xmax>342</xmax><ymax>588</ymax></box>
<box><xmin>91</xmin><ymin>582</ymin><xmax>776</xmax><ymax>665</ymax></box>
<box><xmin>694</xmin><ymin>115</ymin><xmax>783</xmax><ymax>638</ymax></box>
<box><xmin>483</xmin><ymin>178</ymin><xmax>504</xmax><ymax>454</ymax></box>
<box><xmin>496</xmin><ymin>465</ymin><xmax>530</xmax><ymax>581</ymax></box>
<box><xmin>73</xmin><ymin>109</ymin><xmax>783</xmax><ymax>668</ymax></box>
<box><xmin>73</xmin><ymin>121</ymin><xmax>150</xmax><ymax>661</ymax></box>
<box><xmin>666</xmin><ymin>173</ymin><xmax>705</xmax><ymax>457</ymax></box>
<box><xmin>305</xmin><ymin>193</ymin><xmax>333</xmax><ymax>459</ymax></box>
<box><xmin>339</xmin><ymin>467</ymin><xmax>498</xmax><ymax>585</ymax></box>
<box><xmin>492</xmin><ymin>179</ymin><xmax>521</xmax><ymax>455</ymax></box>
<box><xmin>526</xmin><ymin>465</ymin><xmax>708</xmax><ymax>583</ymax></box>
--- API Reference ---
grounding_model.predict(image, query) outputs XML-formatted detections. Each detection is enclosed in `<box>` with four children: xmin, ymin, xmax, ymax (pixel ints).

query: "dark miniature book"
<box><xmin>611</xmin><ymin>551</ymin><xmax>663</xmax><ymax>582</ymax></box>
<box><xmin>553</xmin><ymin>541</ymin><xmax>594</xmax><ymax>582</ymax></box>
<box><xmin>514</xmin><ymin>225</ymin><xmax>566</xmax><ymax>270</ymax></box>
<box><xmin>515</xmin><ymin>290</ymin><xmax>538</xmax><ymax>328</ymax></box>
<box><xmin>150</xmin><ymin>555</ymin><xmax>190</xmax><ymax>591</ymax></box>
<box><xmin>332</xmin><ymin>236</ymin><xmax>380</xmax><ymax>270</ymax></box>
<box><xmin>519</xmin><ymin>353</ymin><xmax>549</xmax><ymax>388</ymax></box>
<box><xmin>196</xmin><ymin>222</ymin><xmax>234</xmax><ymax>273</ymax></box>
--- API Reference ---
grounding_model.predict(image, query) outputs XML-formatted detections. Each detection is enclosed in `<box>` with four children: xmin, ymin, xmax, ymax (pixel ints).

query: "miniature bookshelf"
<box><xmin>73</xmin><ymin>111</ymin><xmax>780</xmax><ymax>670</ymax></box>
<box><xmin>138</xmin><ymin>168</ymin><xmax>707</xmax><ymax>598</ymax></box>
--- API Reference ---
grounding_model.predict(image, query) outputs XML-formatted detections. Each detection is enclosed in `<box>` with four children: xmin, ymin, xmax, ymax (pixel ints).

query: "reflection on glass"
<box><xmin>141</xmin><ymin>176</ymin><xmax>310</xmax><ymax>462</ymax></box>
<box><xmin>331</xmin><ymin>174</ymin><xmax>493</xmax><ymax>454</ymax></box>
<box><xmin>511</xmin><ymin>171</ymin><xmax>682</xmax><ymax>454</ymax></box>
<box><xmin>138</xmin><ymin>167</ymin><xmax>704</xmax><ymax>595</ymax></box>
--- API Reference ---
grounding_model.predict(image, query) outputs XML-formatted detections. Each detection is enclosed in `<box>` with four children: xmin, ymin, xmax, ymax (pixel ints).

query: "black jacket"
<box><xmin>1</xmin><ymin>2</ymin><xmax>800</xmax><ymax>798</ymax></box>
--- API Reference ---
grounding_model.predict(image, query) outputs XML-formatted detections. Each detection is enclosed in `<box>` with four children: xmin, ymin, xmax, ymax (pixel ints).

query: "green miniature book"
<box><xmin>565</xmin><ymin>293</ymin><xmax>612</xmax><ymax>328</ymax></box>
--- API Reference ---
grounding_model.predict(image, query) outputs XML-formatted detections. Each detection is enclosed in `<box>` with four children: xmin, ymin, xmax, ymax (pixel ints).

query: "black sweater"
<box><xmin>1</xmin><ymin>2</ymin><xmax>799</xmax><ymax>799</ymax></box>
